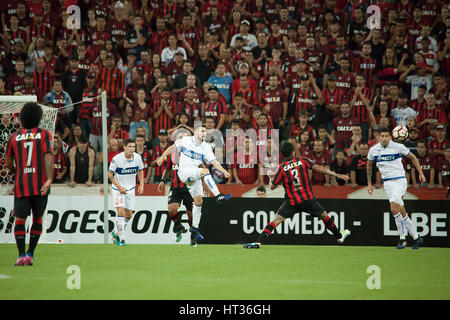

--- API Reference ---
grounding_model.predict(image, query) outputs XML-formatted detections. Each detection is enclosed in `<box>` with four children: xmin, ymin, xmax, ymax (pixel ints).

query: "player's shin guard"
<box><xmin>402</xmin><ymin>214</ymin><xmax>418</xmax><ymax>240</ymax></box>
<box><xmin>394</xmin><ymin>213</ymin><xmax>407</xmax><ymax>240</ymax></box>
<box><xmin>192</xmin><ymin>205</ymin><xmax>202</xmax><ymax>228</ymax></box>
<box><xmin>14</xmin><ymin>219</ymin><xmax>26</xmax><ymax>257</ymax></box>
<box><xmin>323</xmin><ymin>215</ymin><xmax>342</xmax><ymax>239</ymax></box>
<box><xmin>27</xmin><ymin>217</ymin><xmax>42</xmax><ymax>256</ymax></box>
<box><xmin>257</xmin><ymin>222</ymin><xmax>277</xmax><ymax>243</ymax></box>
<box><xmin>203</xmin><ymin>174</ymin><xmax>219</xmax><ymax>196</ymax></box>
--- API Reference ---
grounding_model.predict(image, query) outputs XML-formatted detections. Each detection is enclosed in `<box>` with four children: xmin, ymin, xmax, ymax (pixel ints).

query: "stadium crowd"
<box><xmin>0</xmin><ymin>0</ymin><xmax>449</xmax><ymax>190</ymax></box>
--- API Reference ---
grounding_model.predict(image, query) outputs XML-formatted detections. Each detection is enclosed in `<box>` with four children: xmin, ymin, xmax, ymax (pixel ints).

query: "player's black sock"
<box><xmin>323</xmin><ymin>216</ymin><xmax>342</xmax><ymax>239</ymax></box>
<box><xmin>257</xmin><ymin>222</ymin><xmax>276</xmax><ymax>243</ymax></box>
<box><xmin>14</xmin><ymin>219</ymin><xmax>26</xmax><ymax>256</ymax></box>
<box><xmin>27</xmin><ymin>217</ymin><xmax>42</xmax><ymax>256</ymax></box>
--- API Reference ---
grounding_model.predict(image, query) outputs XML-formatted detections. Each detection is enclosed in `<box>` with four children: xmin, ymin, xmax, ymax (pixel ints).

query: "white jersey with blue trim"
<box><xmin>174</xmin><ymin>135</ymin><xmax>216</xmax><ymax>169</ymax></box>
<box><xmin>109</xmin><ymin>152</ymin><xmax>144</xmax><ymax>191</ymax></box>
<box><xmin>367</xmin><ymin>141</ymin><xmax>410</xmax><ymax>181</ymax></box>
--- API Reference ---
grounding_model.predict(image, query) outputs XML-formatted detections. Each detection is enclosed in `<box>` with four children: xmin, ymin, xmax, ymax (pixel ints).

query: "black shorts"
<box><xmin>14</xmin><ymin>195</ymin><xmax>49</xmax><ymax>219</ymax></box>
<box><xmin>168</xmin><ymin>187</ymin><xmax>193</xmax><ymax>211</ymax></box>
<box><xmin>277</xmin><ymin>198</ymin><xmax>324</xmax><ymax>219</ymax></box>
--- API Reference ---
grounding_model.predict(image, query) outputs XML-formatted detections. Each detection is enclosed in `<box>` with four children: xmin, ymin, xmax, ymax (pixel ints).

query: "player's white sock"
<box><xmin>124</xmin><ymin>218</ymin><xmax>130</xmax><ymax>230</ymax></box>
<box><xmin>192</xmin><ymin>204</ymin><xmax>202</xmax><ymax>228</ymax></box>
<box><xmin>393</xmin><ymin>213</ymin><xmax>406</xmax><ymax>240</ymax></box>
<box><xmin>402</xmin><ymin>214</ymin><xmax>419</xmax><ymax>240</ymax></box>
<box><xmin>116</xmin><ymin>216</ymin><xmax>125</xmax><ymax>240</ymax></box>
<box><xmin>203</xmin><ymin>174</ymin><xmax>220</xmax><ymax>196</ymax></box>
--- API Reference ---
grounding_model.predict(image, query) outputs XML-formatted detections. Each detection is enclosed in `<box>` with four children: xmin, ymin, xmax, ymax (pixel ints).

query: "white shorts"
<box><xmin>177</xmin><ymin>167</ymin><xmax>204</xmax><ymax>197</ymax></box>
<box><xmin>112</xmin><ymin>187</ymin><xmax>136</xmax><ymax>210</ymax></box>
<box><xmin>384</xmin><ymin>178</ymin><xmax>407</xmax><ymax>206</ymax></box>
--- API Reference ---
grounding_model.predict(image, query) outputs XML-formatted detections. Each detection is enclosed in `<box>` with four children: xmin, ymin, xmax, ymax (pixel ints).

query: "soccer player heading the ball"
<box><xmin>157</xmin><ymin>126</ymin><xmax>231</xmax><ymax>247</ymax></box>
<box><xmin>367</xmin><ymin>127</ymin><xmax>426</xmax><ymax>249</ymax></box>
<box><xmin>244</xmin><ymin>142</ymin><xmax>351</xmax><ymax>249</ymax></box>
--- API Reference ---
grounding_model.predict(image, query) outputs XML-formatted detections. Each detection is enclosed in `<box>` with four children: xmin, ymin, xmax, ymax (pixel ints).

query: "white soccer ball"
<box><xmin>392</xmin><ymin>125</ymin><xmax>409</xmax><ymax>140</ymax></box>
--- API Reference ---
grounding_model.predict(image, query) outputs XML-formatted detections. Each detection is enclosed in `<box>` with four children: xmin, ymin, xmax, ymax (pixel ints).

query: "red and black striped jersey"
<box><xmin>322</xmin><ymin>87</ymin><xmax>345</xmax><ymax>117</ymax></box>
<box><xmin>79</xmin><ymin>86</ymin><xmax>99</xmax><ymax>119</ymax></box>
<box><xmin>437</xmin><ymin>159</ymin><xmax>450</xmax><ymax>187</ymax></box>
<box><xmin>203</xmin><ymin>98</ymin><xmax>227</xmax><ymax>122</ymax></box>
<box><xmin>415</xmin><ymin>153</ymin><xmax>436</xmax><ymax>183</ymax></box>
<box><xmin>107</xmin><ymin>18</ymin><xmax>130</xmax><ymax>43</ymax></box>
<box><xmin>149</xmin><ymin>29</ymin><xmax>170</xmax><ymax>55</ymax></box>
<box><xmin>88</xmin><ymin>30</ymin><xmax>111</xmax><ymax>57</ymax></box>
<box><xmin>332</xmin><ymin>70</ymin><xmax>356</xmax><ymax>100</ymax></box>
<box><xmin>52</xmin><ymin>149</ymin><xmax>67</xmax><ymax>182</ymax></box>
<box><xmin>232</xmin><ymin>87</ymin><xmax>258</xmax><ymax>106</ymax></box>
<box><xmin>167</xmin><ymin>151</ymin><xmax>186</xmax><ymax>188</ymax></box>
<box><xmin>175</xmin><ymin>100</ymin><xmax>201</xmax><ymax>121</ymax></box>
<box><xmin>261</xmin><ymin>88</ymin><xmax>288</xmax><ymax>122</ymax></box>
<box><xmin>234</xmin><ymin>153</ymin><xmax>258</xmax><ymax>184</ymax></box>
<box><xmin>28</xmin><ymin>23</ymin><xmax>52</xmax><ymax>42</ymax></box>
<box><xmin>153</xmin><ymin>99</ymin><xmax>175</xmax><ymax>138</ymax></box>
<box><xmin>43</xmin><ymin>56</ymin><xmax>59</xmax><ymax>75</ymax></box>
<box><xmin>110</xmin><ymin>129</ymin><xmax>129</xmax><ymax>147</ymax></box>
<box><xmin>6</xmin><ymin>28</ymin><xmax>26</xmax><ymax>45</ymax></box>
<box><xmin>6</xmin><ymin>127</ymin><xmax>53</xmax><ymax>198</ymax></box>
<box><xmin>152</xmin><ymin>144</ymin><xmax>170</xmax><ymax>178</ymax></box>
<box><xmin>19</xmin><ymin>86</ymin><xmax>44</xmax><ymax>103</ymax></box>
<box><xmin>136</xmin><ymin>149</ymin><xmax>151</xmax><ymax>183</ymax></box>
<box><xmin>332</xmin><ymin>116</ymin><xmax>358</xmax><ymax>149</ymax></box>
<box><xmin>428</xmin><ymin>138</ymin><xmax>449</xmax><ymax>163</ymax></box>
<box><xmin>6</xmin><ymin>74</ymin><xmax>25</xmax><ymax>92</ymax></box>
<box><xmin>268</xmin><ymin>33</ymin><xmax>285</xmax><ymax>48</ymax></box>
<box><xmin>410</xmin><ymin>98</ymin><xmax>427</xmax><ymax>113</ymax></box>
<box><xmin>290</xmin><ymin>124</ymin><xmax>316</xmax><ymax>139</ymax></box>
<box><xmin>178</xmin><ymin>25</ymin><xmax>202</xmax><ymax>52</ymax></box>
<box><xmin>272</xmin><ymin>156</ymin><xmax>316</xmax><ymax>205</ymax></box>
<box><xmin>309</xmin><ymin>151</ymin><xmax>331</xmax><ymax>185</ymax></box>
<box><xmin>33</xmin><ymin>69</ymin><xmax>53</xmax><ymax>97</ymax></box>
<box><xmin>291</xmin><ymin>88</ymin><xmax>316</xmax><ymax>120</ymax></box>
<box><xmin>351</xmin><ymin>88</ymin><xmax>374</xmax><ymax>124</ymax></box>
<box><xmin>353</xmin><ymin>56</ymin><xmax>377</xmax><ymax>88</ymax></box>
<box><xmin>97</xmin><ymin>66</ymin><xmax>124</xmax><ymax>100</ymax></box>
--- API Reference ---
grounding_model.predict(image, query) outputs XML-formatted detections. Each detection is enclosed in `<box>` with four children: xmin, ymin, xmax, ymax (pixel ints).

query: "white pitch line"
<box><xmin>0</xmin><ymin>274</ymin><xmax>11</xmax><ymax>279</ymax></box>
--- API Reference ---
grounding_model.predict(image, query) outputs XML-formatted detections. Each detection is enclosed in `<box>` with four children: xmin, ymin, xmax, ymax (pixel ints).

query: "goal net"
<box><xmin>0</xmin><ymin>95</ymin><xmax>58</xmax><ymax>243</ymax></box>
<box><xmin>0</xmin><ymin>95</ymin><xmax>58</xmax><ymax>187</ymax></box>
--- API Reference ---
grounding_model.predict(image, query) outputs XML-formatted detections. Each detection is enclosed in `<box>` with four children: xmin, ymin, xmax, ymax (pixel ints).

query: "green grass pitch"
<box><xmin>1</xmin><ymin>244</ymin><xmax>450</xmax><ymax>300</ymax></box>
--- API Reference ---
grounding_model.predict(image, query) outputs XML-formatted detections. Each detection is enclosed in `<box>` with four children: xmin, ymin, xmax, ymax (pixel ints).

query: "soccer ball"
<box><xmin>392</xmin><ymin>125</ymin><xmax>409</xmax><ymax>140</ymax></box>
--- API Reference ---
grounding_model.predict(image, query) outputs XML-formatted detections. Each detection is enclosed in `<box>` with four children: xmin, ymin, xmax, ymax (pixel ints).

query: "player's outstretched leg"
<box><xmin>201</xmin><ymin>170</ymin><xmax>231</xmax><ymax>204</ymax></box>
<box><xmin>320</xmin><ymin>212</ymin><xmax>350</xmax><ymax>244</ymax></box>
<box><xmin>244</xmin><ymin>215</ymin><xmax>284</xmax><ymax>249</ymax></box>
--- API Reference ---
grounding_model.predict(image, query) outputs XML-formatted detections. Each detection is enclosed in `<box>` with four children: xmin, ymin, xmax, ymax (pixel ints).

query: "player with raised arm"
<box><xmin>5</xmin><ymin>102</ymin><xmax>53</xmax><ymax>266</ymax></box>
<box><xmin>157</xmin><ymin>136</ymin><xmax>194</xmax><ymax>243</ymax></box>
<box><xmin>367</xmin><ymin>127</ymin><xmax>426</xmax><ymax>249</ymax></box>
<box><xmin>157</xmin><ymin>126</ymin><xmax>231</xmax><ymax>247</ymax></box>
<box><xmin>243</xmin><ymin>142</ymin><xmax>351</xmax><ymax>249</ymax></box>
<box><xmin>109</xmin><ymin>139</ymin><xmax>144</xmax><ymax>246</ymax></box>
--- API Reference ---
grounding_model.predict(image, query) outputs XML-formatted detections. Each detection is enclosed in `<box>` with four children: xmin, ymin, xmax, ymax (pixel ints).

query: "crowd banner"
<box><xmin>0</xmin><ymin>197</ymin><xmax>448</xmax><ymax>247</ymax></box>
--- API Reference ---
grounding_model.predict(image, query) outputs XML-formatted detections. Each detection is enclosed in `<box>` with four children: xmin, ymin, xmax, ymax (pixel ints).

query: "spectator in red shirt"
<box><xmin>309</xmin><ymin>140</ymin><xmax>332</xmax><ymax>186</ymax></box>
<box><xmin>233</xmin><ymin>136</ymin><xmax>259</xmax><ymax>185</ymax></box>
<box><xmin>437</xmin><ymin>147</ymin><xmax>450</xmax><ymax>189</ymax></box>
<box><xmin>331</xmin><ymin>101</ymin><xmax>358</xmax><ymax>152</ymax></box>
<box><xmin>226</xmin><ymin>92</ymin><xmax>252</xmax><ymax>130</ymax></box>
<box><xmin>125</xmin><ymin>88</ymin><xmax>153</xmax><ymax>140</ymax></box>
<box><xmin>411</xmin><ymin>140</ymin><xmax>436</xmax><ymax>190</ymax></box>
